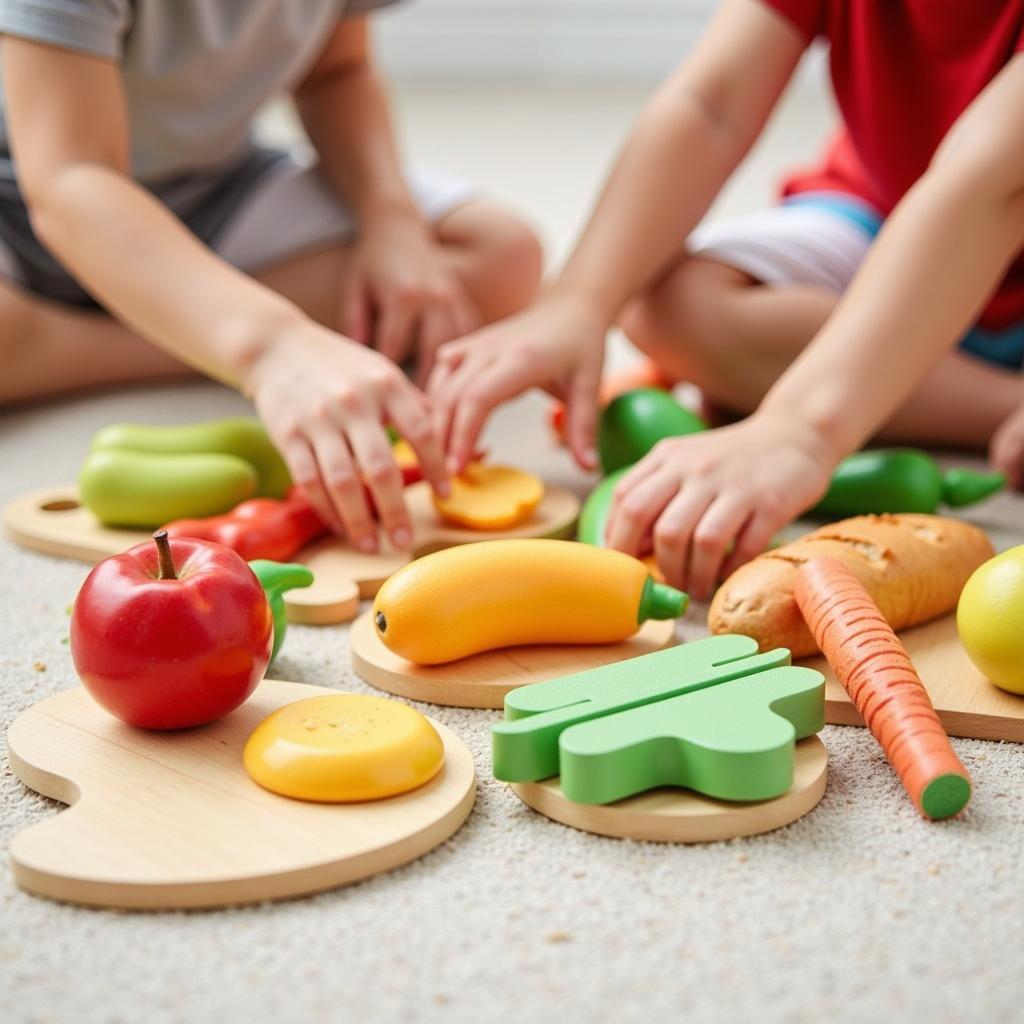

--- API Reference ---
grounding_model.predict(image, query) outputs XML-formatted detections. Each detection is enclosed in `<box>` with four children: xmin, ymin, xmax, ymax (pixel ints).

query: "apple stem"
<box><xmin>153</xmin><ymin>529</ymin><xmax>177</xmax><ymax>580</ymax></box>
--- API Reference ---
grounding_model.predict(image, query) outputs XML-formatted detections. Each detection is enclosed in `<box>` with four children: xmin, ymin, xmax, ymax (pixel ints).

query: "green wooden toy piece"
<box><xmin>557</xmin><ymin>664</ymin><xmax>824</xmax><ymax>804</ymax></box>
<box><xmin>91</xmin><ymin>417</ymin><xmax>292</xmax><ymax>498</ymax></box>
<box><xmin>79</xmin><ymin>449</ymin><xmax>258</xmax><ymax>528</ymax></box>
<box><xmin>577</xmin><ymin>468</ymin><xmax>627</xmax><ymax>546</ymax></box>
<box><xmin>597</xmin><ymin>388</ymin><xmax>707</xmax><ymax>475</ymax></box>
<box><xmin>493</xmin><ymin>634</ymin><xmax>790</xmax><ymax>782</ymax></box>
<box><xmin>249</xmin><ymin>560</ymin><xmax>315</xmax><ymax>662</ymax></box>
<box><xmin>810</xmin><ymin>448</ymin><xmax>1005</xmax><ymax>517</ymax></box>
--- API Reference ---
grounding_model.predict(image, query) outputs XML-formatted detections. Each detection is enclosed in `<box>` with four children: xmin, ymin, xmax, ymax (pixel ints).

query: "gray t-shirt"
<box><xmin>0</xmin><ymin>0</ymin><xmax>397</xmax><ymax>181</ymax></box>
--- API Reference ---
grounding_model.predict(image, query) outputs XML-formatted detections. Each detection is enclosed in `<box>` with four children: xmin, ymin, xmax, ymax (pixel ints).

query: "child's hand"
<box><xmin>605</xmin><ymin>413</ymin><xmax>837</xmax><ymax>598</ymax></box>
<box><xmin>990</xmin><ymin>403</ymin><xmax>1024</xmax><ymax>490</ymax></box>
<box><xmin>429</xmin><ymin>292</ymin><xmax>608</xmax><ymax>472</ymax></box>
<box><xmin>343</xmin><ymin>211</ymin><xmax>480</xmax><ymax>383</ymax></box>
<box><xmin>246</xmin><ymin>321</ymin><xmax>449</xmax><ymax>553</ymax></box>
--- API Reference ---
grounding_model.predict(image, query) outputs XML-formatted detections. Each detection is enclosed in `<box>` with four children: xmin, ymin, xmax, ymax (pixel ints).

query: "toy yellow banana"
<box><xmin>371</xmin><ymin>539</ymin><xmax>687</xmax><ymax>665</ymax></box>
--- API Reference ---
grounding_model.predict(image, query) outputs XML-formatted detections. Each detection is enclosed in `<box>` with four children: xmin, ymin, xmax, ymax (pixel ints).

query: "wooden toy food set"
<box><xmin>3</xmin><ymin>417</ymin><xmax>580</xmax><ymax>625</ymax></box>
<box><xmin>351</xmin><ymin>539</ymin><xmax>684</xmax><ymax>707</ymax></box>
<box><xmin>6</xmin><ymin>404</ymin><xmax>1024</xmax><ymax>911</ymax></box>
<box><xmin>7</xmin><ymin>681</ymin><xmax>475</xmax><ymax>909</ymax></box>
<box><xmin>494</xmin><ymin>635</ymin><xmax>829</xmax><ymax>842</ymax></box>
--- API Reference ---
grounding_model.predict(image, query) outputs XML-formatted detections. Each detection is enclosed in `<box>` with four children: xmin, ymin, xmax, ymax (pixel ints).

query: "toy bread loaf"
<box><xmin>708</xmin><ymin>514</ymin><xmax>994</xmax><ymax>657</ymax></box>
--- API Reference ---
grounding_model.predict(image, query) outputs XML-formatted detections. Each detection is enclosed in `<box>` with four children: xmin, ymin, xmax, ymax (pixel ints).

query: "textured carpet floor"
<box><xmin>3</xmin><ymin>381</ymin><xmax>1024</xmax><ymax>1024</ymax></box>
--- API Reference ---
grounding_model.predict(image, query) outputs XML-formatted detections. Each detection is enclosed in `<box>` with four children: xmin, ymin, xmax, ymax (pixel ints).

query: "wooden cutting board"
<box><xmin>3</xmin><ymin>482</ymin><xmax>580</xmax><ymax>625</ymax></box>
<box><xmin>804</xmin><ymin>612</ymin><xmax>1024</xmax><ymax>742</ymax></box>
<box><xmin>349</xmin><ymin>610</ymin><xmax>678</xmax><ymax>708</ymax></box>
<box><xmin>513</xmin><ymin>736</ymin><xmax>827</xmax><ymax>843</ymax></box>
<box><xmin>6</xmin><ymin>680</ymin><xmax>476</xmax><ymax>910</ymax></box>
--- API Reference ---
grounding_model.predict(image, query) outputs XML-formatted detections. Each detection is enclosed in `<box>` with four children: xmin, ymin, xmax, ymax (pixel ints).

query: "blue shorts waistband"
<box><xmin>782</xmin><ymin>191</ymin><xmax>884</xmax><ymax>238</ymax></box>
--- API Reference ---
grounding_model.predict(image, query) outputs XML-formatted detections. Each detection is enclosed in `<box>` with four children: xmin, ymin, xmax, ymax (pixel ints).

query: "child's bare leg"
<box><xmin>1</xmin><ymin>199</ymin><xmax>541</xmax><ymax>404</ymax></box>
<box><xmin>620</xmin><ymin>254</ymin><xmax>1021</xmax><ymax>449</ymax></box>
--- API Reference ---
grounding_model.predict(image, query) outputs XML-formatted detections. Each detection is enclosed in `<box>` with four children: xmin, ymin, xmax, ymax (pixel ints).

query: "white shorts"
<box><xmin>686</xmin><ymin>193</ymin><xmax>880</xmax><ymax>295</ymax></box>
<box><xmin>684</xmin><ymin>191</ymin><xmax>1024</xmax><ymax>370</ymax></box>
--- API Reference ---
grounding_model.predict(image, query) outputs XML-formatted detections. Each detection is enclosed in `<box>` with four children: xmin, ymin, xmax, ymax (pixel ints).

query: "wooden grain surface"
<box><xmin>804</xmin><ymin>612</ymin><xmax>1024</xmax><ymax>742</ymax></box>
<box><xmin>6</xmin><ymin>680</ymin><xmax>477</xmax><ymax>910</ymax></box>
<box><xmin>349</xmin><ymin>610</ymin><xmax>678</xmax><ymax>708</ymax></box>
<box><xmin>3</xmin><ymin>482</ymin><xmax>580</xmax><ymax>625</ymax></box>
<box><xmin>512</xmin><ymin>736</ymin><xmax>827</xmax><ymax>843</ymax></box>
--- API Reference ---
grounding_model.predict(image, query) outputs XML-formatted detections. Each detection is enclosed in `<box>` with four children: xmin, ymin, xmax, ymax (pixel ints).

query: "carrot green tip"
<box><xmin>920</xmin><ymin>773</ymin><xmax>971</xmax><ymax>820</ymax></box>
<box><xmin>941</xmin><ymin>468</ymin><xmax>1006</xmax><ymax>508</ymax></box>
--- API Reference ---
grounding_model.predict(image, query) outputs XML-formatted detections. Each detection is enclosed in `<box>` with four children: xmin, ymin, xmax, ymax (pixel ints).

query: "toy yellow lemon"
<box><xmin>371</xmin><ymin>538</ymin><xmax>687</xmax><ymax>665</ymax></box>
<box><xmin>243</xmin><ymin>694</ymin><xmax>444</xmax><ymax>801</ymax></box>
<box><xmin>957</xmin><ymin>545</ymin><xmax>1024</xmax><ymax>694</ymax></box>
<box><xmin>432</xmin><ymin>464</ymin><xmax>544</xmax><ymax>530</ymax></box>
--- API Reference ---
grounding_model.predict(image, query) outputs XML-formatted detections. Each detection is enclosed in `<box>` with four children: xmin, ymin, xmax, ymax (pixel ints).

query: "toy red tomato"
<box><xmin>70</xmin><ymin>531</ymin><xmax>273</xmax><ymax>729</ymax></box>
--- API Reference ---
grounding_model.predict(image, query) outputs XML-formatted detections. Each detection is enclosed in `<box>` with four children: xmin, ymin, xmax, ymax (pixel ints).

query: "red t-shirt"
<box><xmin>763</xmin><ymin>0</ymin><xmax>1024</xmax><ymax>329</ymax></box>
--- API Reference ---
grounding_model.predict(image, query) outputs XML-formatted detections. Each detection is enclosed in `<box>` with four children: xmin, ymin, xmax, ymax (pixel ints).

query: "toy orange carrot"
<box><xmin>794</xmin><ymin>557</ymin><xmax>971</xmax><ymax>820</ymax></box>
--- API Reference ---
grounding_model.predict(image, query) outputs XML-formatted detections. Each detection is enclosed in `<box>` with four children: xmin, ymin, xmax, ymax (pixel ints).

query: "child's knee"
<box><xmin>441</xmin><ymin>202</ymin><xmax>543</xmax><ymax>320</ymax></box>
<box><xmin>621</xmin><ymin>258</ymin><xmax>748</xmax><ymax>365</ymax></box>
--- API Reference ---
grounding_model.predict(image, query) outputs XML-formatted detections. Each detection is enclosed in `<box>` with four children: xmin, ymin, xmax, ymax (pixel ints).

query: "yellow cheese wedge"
<box><xmin>243</xmin><ymin>694</ymin><xmax>444</xmax><ymax>802</ymax></box>
<box><xmin>432</xmin><ymin>463</ymin><xmax>544</xmax><ymax>530</ymax></box>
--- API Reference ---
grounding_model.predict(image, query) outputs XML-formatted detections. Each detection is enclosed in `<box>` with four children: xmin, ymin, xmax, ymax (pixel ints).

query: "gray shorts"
<box><xmin>0</xmin><ymin>146</ymin><xmax>477</xmax><ymax>310</ymax></box>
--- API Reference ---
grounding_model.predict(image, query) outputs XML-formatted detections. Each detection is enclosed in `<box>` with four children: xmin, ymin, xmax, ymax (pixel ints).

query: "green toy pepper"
<box><xmin>578</xmin><ymin>468</ymin><xmax>628</xmax><ymax>547</ymax></box>
<box><xmin>91</xmin><ymin>417</ymin><xmax>291</xmax><ymax>498</ymax></box>
<box><xmin>249</xmin><ymin>560</ymin><xmax>315</xmax><ymax>662</ymax></box>
<box><xmin>811</xmin><ymin>448</ymin><xmax>1005</xmax><ymax>517</ymax></box>
<box><xmin>598</xmin><ymin>388</ymin><xmax>706</xmax><ymax>474</ymax></box>
<box><xmin>79</xmin><ymin>449</ymin><xmax>258</xmax><ymax>528</ymax></box>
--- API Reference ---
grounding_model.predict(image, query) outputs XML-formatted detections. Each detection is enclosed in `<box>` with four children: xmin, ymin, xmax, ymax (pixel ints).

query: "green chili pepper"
<box><xmin>598</xmin><ymin>388</ymin><xmax>706</xmax><ymax>474</ymax></box>
<box><xmin>91</xmin><ymin>417</ymin><xmax>291</xmax><ymax>498</ymax></box>
<box><xmin>79</xmin><ymin>449</ymin><xmax>258</xmax><ymax>528</ymax></box>
<box><xmin>249</xmin><ymin>560</ymin><xmax>315</xmax><ymax>662</ymax></box>
<box><xmin>578</xmin><ymin>468</ymin><xmax>629</xmax><ymax>546</ymax></box>
<box><xmin>811</xmin><ymin>448</ymin><xmax>1005</xmax><ymax>517</ymax></box>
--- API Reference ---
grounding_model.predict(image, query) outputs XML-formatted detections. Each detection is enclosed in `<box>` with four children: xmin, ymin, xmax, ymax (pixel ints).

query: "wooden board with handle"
<box><xmin>349</xmin><ymin>609</ymin><xmax>678</xmax><ymax>709</ymax></box>
<box><xmin>805</xmin><ymin>611</ymin><xmax>1024</xmax><ymax>743</ymax></box>
<box><xmin>6</xmin><ymin>680</ymin><xmax>476</xmax><ymax>910</ymax></box>
<box><xmin>3</xmin><ymin>482</ymin><xmax>580</xmax><ymax>625</ymax></box>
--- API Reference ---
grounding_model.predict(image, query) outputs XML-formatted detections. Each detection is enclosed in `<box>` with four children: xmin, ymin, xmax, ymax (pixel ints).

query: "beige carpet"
<box><xmin>4</xmin><ymin>81</ymin><xmax>1024</xmax><ymax>1024</ymax></box>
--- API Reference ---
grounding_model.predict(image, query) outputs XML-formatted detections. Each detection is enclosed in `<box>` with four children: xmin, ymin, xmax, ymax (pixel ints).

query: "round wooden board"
<box><xmin>512</xmin><ymin>736</ymin><xmax>827</xmax><ymax>843</ymax></box>
<box><xmin>7</xmin><ymin>680</ymin><xmax>476</xmax><ymax>910</ymax></box>
<box><xmin>349</xmin><ymin>610</ymin><xmax>678</xmax><ymax>708</ymax></box>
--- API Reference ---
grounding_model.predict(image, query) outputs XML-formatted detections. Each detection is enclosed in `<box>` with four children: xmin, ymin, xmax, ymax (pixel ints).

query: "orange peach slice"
<box><xmin>432</xmin><ymin>464</ymin><xmax>545</xmax><ymax>530</ymax></box>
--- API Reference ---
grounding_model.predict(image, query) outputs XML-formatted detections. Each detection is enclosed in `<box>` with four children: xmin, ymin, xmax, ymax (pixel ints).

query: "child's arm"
<box><xmin>3</xmin><ymin>37</ymin><xmax>448</xmax><ymax>552</ymax></box>
<box><xmin>293</xmin><ymin>17</ymin><xmax>479</xmax><ymax>380</ymax></box>
<box><xmin>607</xmin><ymin>54</ymin><xmax>1024</xmax><ymax>597</ymax></box>
<box><xmin>429</xmin><ymin>0</ymin><xmax>809</xmax><ymax>469</ymax></box>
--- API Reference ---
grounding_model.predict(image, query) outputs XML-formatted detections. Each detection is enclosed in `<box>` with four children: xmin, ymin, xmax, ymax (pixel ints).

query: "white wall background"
<box><xmin>375</xmin><ymin>0</ymin><xmax>718</xmax><ymax>81</ymax></box>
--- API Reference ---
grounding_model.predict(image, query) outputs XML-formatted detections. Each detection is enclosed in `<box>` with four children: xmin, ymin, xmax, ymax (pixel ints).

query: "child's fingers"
<box><xmin>605</xmin><ymin>469</ymin><xmax>680</xmax><ymax>558</ymax></box>
<box><xmin>990</xmin><ymin>412</ymin><xmax>1024</xmax><ymax>489</ymax></box>
<box><xmin>280</xmin><ymin>437</ymin><xmax>344</xmax><ymax>536</ymax></box>
<box><xmin>610</xmin><ymin>453</ymin><xmax>663</xmax><ymax>514</ymax></box>
<box><xmin>386</xmin><ymin>385</ymin><xmax>450</xmax><ymax>499</ymax></box>
<box><xmin>427</xmin><ymin>343</ymin><xmax>472</xmax><ymax>453</ymax></box>
<box><xmin>308</xmin><ymin>425</ymin><xmax>379</xmax><ymax>553</ymax></box>
<box><xmin>415</xmin><ymin>306</ymin><xmax>458</xmax><ymax>388</ymax></box>
<box><xmin>565</xmin><ymin>368</ymin><xmax>600</xmax><ymax>470</ymax></box>
<box><xmin>685</xmin><ymin>495</ymin><xmax>750</xmax><ymax>599</ymax></box>
<box><xmin>651</xmin><ymin>486</ymin><xmax>714</xmax><ymax>592</ymax></box>
<box><xmin>719</xmin><ymin>508</ymin><xmax>777</xmax><ymax>580</ymax></box>
<box><xmin>342</xmin><ymin>283</ymin><xmax>373</xmax><ymax>347</ymax></box>
<box><xmin>374</xmin><ymin>298</ymin><xmax>417</xmax><ymax>366</ymax></box>
<box><xmin>346</xmin><ymin>417</ymin><xmax>412</xmax><ymax>550</ymax></box>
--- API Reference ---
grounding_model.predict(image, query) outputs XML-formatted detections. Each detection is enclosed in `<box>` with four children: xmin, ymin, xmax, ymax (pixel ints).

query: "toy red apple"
<box><xmin>70</xmin><ymin>531</ymin><xmax>273</xmax><ymax>729</ymax></box>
